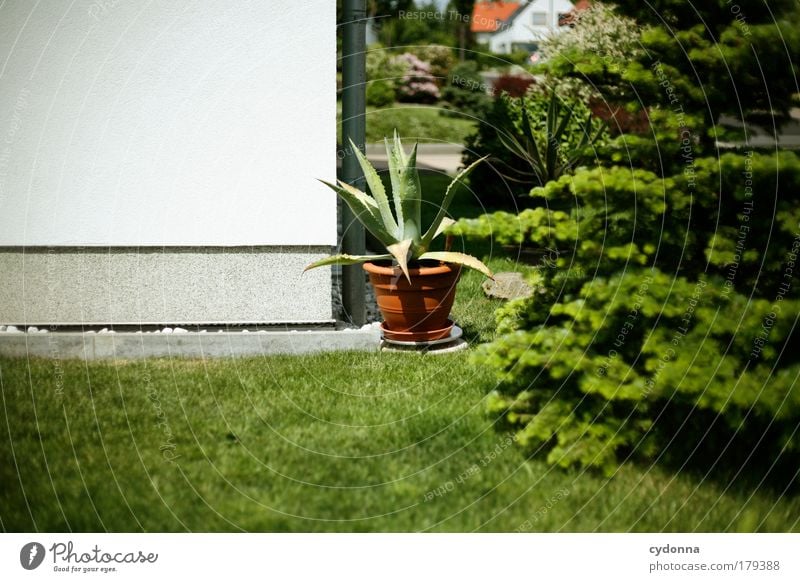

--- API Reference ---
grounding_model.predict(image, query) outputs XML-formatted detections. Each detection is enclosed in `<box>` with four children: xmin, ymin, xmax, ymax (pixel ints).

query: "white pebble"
<box><xmin>38</xmin><ymin>328</ymin><xmax>48</xmax><ymax>333</ymax></box>
<box><xmin>0</xmin><ymin>325</ymin><xmax>6</xmax><ymax>332</ymax></box>
<box><xmin>173</xmin><ymin>327</ymin><xmax>188</xmax><ymax>333</ymax></box>
<box><xmin>99</xmin><ymin>328</ymin><xmax>109</xmax><ymax>333</ymax></box>
<box><xmin>27</xmin><ymin>326</ymin><xmax>39</xmax><ymax>333</ymax></box>
<box><xmin>6</xmin><ymin>325</ymin><xmax>20</xmax><ymax>333</ymax></box>
<box><xmin>162</xmin><ymin>327</ymin><xmax>173</xmax><ymax>334</ymax></box>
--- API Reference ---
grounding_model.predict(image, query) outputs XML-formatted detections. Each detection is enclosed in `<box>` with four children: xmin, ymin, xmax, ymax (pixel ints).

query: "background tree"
<box><xmin>447</xmin><ymin>0</ymin><xmax>476</xmax><ymax>60</ymax></box>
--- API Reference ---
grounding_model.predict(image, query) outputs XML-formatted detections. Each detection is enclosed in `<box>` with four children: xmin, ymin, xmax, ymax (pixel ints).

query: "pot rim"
<box><xmin>362</xmin><ymin>260</ymin><xmax>459</xmax><ymax>277</ymax></box>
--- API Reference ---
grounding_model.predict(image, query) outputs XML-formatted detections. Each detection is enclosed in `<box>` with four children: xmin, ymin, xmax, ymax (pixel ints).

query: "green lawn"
<box><xmin>338</xmin><ymin>103</ymin><xmax>477</xmax><ymax>144</ymax></box>
<box><xmin>2</xmin><ymin>253</ymin><xmax>799</xmax><ymax>532</ymax></box>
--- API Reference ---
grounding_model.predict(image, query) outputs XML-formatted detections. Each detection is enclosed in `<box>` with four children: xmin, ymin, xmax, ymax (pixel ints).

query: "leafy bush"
<box><xmin>468</xmin><ymin>151</ymin><xmax>800</xmax><ymax>474</ymax></box>
<box><xmin>449</xmin><ymin>207</ymin><xmax>573</xmax><ymax>247</ymax></box>
<box><xmin>479</xmin><ymin>266</ymin><xmax>800</xmax><ymax>475</ymax></box>
<box><xmin>366</xmin><ymin>80</ymin><xmax>396</xmax><ymax>108</ymax></box>
<box><xmin>365</xmin><ymin>44</ymin><xmax>409</xmax><ymax>103</ymax></box>
<box><xmin>463</xmin><ymin>0</ymin><xmax>800</xmax><ymax>481</ymax></box>
<box><xmin>506</xmin><ymin>49</ymin><xmax>535</xmax><ymax>67</ymax></box>
<box><xmin>441</xmin><ymin>61</ymin><xmax>491</xmax><ymax>118</ymax></box>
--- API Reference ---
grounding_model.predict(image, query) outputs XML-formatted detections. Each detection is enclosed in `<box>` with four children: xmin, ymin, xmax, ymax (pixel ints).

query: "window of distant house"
<box><xmin>532</xmin><ymin>12</ymin><xmax>548</xmax><ymax>25</ymax></box>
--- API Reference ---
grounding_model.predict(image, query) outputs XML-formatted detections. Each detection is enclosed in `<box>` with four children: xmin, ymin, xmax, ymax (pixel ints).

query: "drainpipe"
<box><xmin>341</xmin><ymin>0</ymin><xmax>366</xmax><ymax>326</ymax></box>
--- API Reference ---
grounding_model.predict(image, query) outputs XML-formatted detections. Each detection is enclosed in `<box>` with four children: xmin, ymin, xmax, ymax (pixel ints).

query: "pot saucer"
<box><xmin>380</xmin><ymin>320</ymin><xmax>461</xmax><ymax>345</ymax></box>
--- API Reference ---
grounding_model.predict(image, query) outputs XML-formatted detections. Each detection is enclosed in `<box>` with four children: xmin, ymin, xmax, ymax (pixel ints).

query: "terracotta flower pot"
<box><xmin>363</xmin><ymin>261</ymin><xmax>461</xmax><ymax>342</ymax></box>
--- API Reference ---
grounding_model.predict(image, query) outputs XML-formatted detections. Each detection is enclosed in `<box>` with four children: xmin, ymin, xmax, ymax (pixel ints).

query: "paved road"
<box><xmin>337</xmin><ymin>143</ymin><xmax>465</xmax><ymax>175</ymax></box>
<box><xmin>719</xmin><ymin>108</ymin><xmax>800</xmax><ymax>149</ymax></box>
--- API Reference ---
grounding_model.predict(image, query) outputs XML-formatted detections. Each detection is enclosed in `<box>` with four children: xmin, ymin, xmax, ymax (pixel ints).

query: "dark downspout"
<box><xmin>341</xmin><ymin>0</ymin><xmax>366</xmax><ymax>326</ymax></box>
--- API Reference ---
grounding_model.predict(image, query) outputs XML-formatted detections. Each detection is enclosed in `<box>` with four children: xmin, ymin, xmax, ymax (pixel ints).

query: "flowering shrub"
<box><xmin>393</xmin><ymin>53</ymin><xmax>440</xmax><ymax>104</ymax></box>
<box><xmin>538</xmin><ymin>2</ymin><xmax>641</xmax><ymax>100</ymax></box>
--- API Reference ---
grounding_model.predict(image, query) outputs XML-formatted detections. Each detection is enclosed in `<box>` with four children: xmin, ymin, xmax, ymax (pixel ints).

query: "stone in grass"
<box><xmin>482</xmin><ymin>272</ymin><xmax>533</xmax><ymax>300</ymax></box>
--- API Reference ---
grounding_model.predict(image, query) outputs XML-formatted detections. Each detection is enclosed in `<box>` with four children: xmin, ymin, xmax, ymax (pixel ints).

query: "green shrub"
<box><xmin>468</xmin><ymin>151</ymin><xmax>800</xmax><ymax>474</ymax></box>
<box><xmin>366</xmin><ymin>80</ymin><xmax>396</xmax><ymax>108</ymax></box>
<box><xmin>365</xmin><ymin>44</ymin><xmax>408</xmax><ymax>102</ymax></box>
<box><xmin>465</xmin><ymin>0</ymin><xmax>800</xmax><ymax>480</ymax></box>
<box><xmin>441</xmin><ymin>61</ymin><xmax>491</xmax><ymax>118</ymax></box>
<box><xmin>479</xmin><ymin>267</ymin><xmax>800</xmax><ymax>475</ymax></box>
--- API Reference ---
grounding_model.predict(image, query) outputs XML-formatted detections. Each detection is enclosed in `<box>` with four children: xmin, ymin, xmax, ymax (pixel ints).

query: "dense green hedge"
<box><xmin>448</xmin><ymin>0</ymin><xmax>800</xmax><ymax>477</ymax></box>
<box><xmin>464</xmin><ymin>150</ymin><xmax>800</xmax><ymax>474</ymax></box>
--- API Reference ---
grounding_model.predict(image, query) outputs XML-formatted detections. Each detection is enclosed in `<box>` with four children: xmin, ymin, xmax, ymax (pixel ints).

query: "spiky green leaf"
<box><xmin>348</xmin><ymin>138</ymin><xmax>398</xmax><ymax>236</ymax></box>
<box><xmin>387</xmin><ymin>239</ymin><xmax>413</xmax><ymax>283</ymax></box>
<box><xmin>393</xmin><ymin>129</ymin><xmax>407</xmax><ymax>166</ymax></box>
<box><xmin>433</xmin><ymin>217</ymin><xmax>456</xmax><ymax>240</ymax></box>
<box><xmin>519</xmin><ymin>108</ymin><xmax>545</xmax><ymax>183</ymax></box>
<box><xmin>399</xmin><ymin>141</ymin><xmax>422</xmax><ymax>241</ymax></box>
<box><xmin>304</xmin><ymin>253</ymin><xmax>392</xmax><ymax>271</ymax></box>
<box><xmin>319</xmin><ymin>179</ymin><xmax>397</xmax><ymax>246</ymax></box>
<box><xmin>419</xmin><ymin>251</ymin><xmax>494</xmax><ymax>279</ymax></box>
<box><xmin>385</xmin><ymin>136</ymin><xmax>405</xmax><ymax>234</ymax></box>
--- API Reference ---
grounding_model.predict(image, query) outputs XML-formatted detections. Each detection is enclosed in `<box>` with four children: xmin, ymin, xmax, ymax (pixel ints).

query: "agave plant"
<box><xmin>305</xmin><ymin>132</ymin><xmax>493</xmax><ymax>282</ymax></box>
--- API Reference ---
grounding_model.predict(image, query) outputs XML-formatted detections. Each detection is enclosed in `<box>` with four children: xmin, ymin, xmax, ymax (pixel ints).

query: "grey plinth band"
<box><xmin>0</xmin><ymin>246</ymin><xmax>334</xmax><ymax>326</ymax></box>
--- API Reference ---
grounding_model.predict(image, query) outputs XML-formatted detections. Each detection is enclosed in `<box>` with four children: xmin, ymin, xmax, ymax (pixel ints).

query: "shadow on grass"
<box><xmin>640</xmin><ymin>404</ymin><xmax>800</xmax><ymax>497</ymax></box>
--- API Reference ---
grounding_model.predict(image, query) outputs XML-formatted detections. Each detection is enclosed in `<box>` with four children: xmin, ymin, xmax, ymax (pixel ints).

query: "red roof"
<box><xmin>559</xmin><ymin>0</ymin><xmax>592</xmax><ymax>26</ymax></box>
<box><xmin>470</xmin><ymin>2</ymin><xmax>521</xmax><ymax>33</ymax></box>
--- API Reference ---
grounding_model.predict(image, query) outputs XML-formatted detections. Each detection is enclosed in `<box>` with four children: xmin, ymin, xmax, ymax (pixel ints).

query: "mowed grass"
<box><xmin>337</xmin><ymin>103</ymin><xmax>477</xmax><ymax>145</ymax></box>
<box><xmin>2</xmin><ymin>255</ymin><xmax>799</xmax><ymax>532</ymax></box>
<box><xmin>2</xmin><ymin>348</ymin><xmax>798</xmax><ymax>532</ymax></box>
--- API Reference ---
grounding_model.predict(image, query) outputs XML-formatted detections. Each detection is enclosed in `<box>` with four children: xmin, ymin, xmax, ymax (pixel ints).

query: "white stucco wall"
<box><xmin>0</xmin><ymin>1</ymin><xmax>337</xmax><ymax>325</ymax></box>
<box><xmin>0</xmin><ymin>0</ymin><xmax>336</xmax><ymax>247</ymax></box>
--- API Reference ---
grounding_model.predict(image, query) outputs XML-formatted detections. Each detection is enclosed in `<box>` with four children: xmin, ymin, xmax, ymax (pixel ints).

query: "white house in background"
<box><xmin>471</xmin><ymin>0</ymin><xmax>578</xmax><ymax>55</ymax></box>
